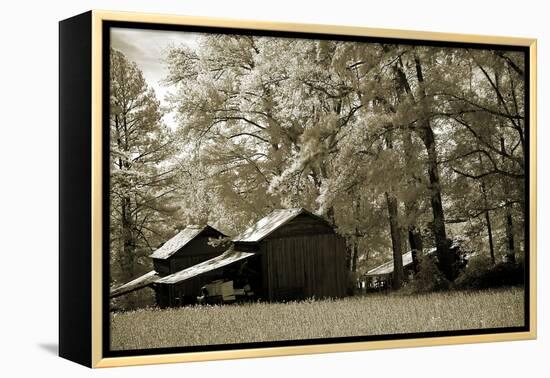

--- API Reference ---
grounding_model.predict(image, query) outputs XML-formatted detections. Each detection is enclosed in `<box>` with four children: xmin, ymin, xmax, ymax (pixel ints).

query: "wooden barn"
<box><xmin>111</xmin><ymin>208</ymin><xmax>348</xmax><ymax>307</ymax></box>
<box><xmin>110</xmin><ymin>224</ymin><xmax>227</xmax><ymax>304</ymax></box>
<box><xmin>234</xmin><ymin>208</ymin><xmax>347</xmax><ymax>301</ymax></box>
<box><xmin>153</xmin><ymin>208</ymin><xmax>348</xmax><ymax>304</ymax></box>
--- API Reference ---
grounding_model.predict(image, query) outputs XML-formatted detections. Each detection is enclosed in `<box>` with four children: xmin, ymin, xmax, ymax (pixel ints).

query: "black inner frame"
<box><xmin>101</xmin><ymin>20</ymin><xmax>531</xmax><ymax>358</ymax></box>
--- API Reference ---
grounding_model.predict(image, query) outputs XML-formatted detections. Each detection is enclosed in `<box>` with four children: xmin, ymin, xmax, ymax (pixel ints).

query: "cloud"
<box><xmin>110</xmin><ymin>28</ymin><xmax>200</xmax><ymax>129</ymax></box>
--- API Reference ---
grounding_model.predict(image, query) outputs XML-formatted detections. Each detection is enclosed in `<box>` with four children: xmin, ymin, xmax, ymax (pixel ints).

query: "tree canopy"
<box><xmin>109</xmin><ymin>35</ymin><xmax>526</xmax><ymax>296</ymax></box>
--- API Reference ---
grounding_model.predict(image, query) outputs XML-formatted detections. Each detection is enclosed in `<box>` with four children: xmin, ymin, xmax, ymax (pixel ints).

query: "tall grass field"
<box><xmin>110</xmin><ymin>288</ymin><xmax>524</xmax><ymax>350</ymax></box>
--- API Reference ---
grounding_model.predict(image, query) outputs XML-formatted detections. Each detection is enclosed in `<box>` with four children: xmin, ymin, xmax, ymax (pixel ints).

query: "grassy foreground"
<box><xmin>110</xmin><ymin>287</ymin><xmax>524</xmax><ymax>351</ymax></box>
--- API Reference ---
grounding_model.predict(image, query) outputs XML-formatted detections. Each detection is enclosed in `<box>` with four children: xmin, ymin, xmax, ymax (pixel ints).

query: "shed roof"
<box><xmin>155</xmin><ymin>248</ymin><xmax>256</xmax><ymax>285</ymax></box>
<box><xmin>233</xmin><ymin>208</ymin><xmax>326</xmax><ymax>243</ymax></box>
<box><xmin>150</xmin><ymin>225</ymin><xmax>223</xmax><ymax>259</ymax></box>
<box><xmin>110</xmin><ymin>270</ymin><xmax>159</xmax><ymax>298</ymax></box>
<box><xmin>366</xmin><ymin>248</ymin><xmax>436</xmax><ymax>276</ymax></box>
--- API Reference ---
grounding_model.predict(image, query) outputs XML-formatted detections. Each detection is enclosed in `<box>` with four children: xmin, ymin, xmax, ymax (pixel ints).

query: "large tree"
<box><xmin>162</xmin><ymin>36</ymin><xmax>526</xmax><ymax>286</ymax></box>
<box><xmin>110</xmin><ymin>49</ymin><xmax>178</xmax><ymax>296</ymax></box>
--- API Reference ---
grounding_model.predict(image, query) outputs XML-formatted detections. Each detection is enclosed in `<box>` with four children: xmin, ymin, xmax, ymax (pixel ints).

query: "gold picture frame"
<box><xmin>59</xmin><ymin>10</ymin><xmax>537</xmax><ymax>368</ymax></box>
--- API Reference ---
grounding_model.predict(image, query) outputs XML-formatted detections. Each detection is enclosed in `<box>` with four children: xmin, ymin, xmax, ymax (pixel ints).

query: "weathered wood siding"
<box><xmin>266</xmin><ymin>213</ymin><xmax>334</xmax><ymax>239</ymax></box>
<box><xmin>153</xmin><ymin>235</ymin><xmax>227</xmax><ymax>279</ymax></box>
<box><xmin>169</xmin><ymin>236</ymin><xmax>227</xmax><ymax>274</ymax></box>
<box><xmin>152</xmin><ymin>258</ymin><xmax>170</xmax><ymax>276</ymax></box>
<box><xmin>261</xmin><ymin>233</ymin><xmax>347</xmax><ymax>301</ymax></box>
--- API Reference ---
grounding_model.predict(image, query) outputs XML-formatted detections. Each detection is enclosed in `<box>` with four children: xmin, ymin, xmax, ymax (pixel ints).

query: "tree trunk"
<box><xmin>500</xmin><ymin>136</ymin><xmax>516</xmax><ymax>263</ymax></box>
<box><xmin>351</xmin><ymin>239</ymin><xmax>359</xmax><ymax>273</ymax></box>
<box><xmin>407</xmin><ymin>223</ymin><xmax>423</xmax><ymax>273</ymax></box>
<box><xmin>385</xmin><ymin>192</ymin><xmax>404</xmax><ymax>289</ymax></box>
<box><xmin>351</xmin><ymin>197</ymin><xmax>361</xmax><ymax>273</ymax></box>
<box><xmin>403</xmin><ymin>126</ymin><xmax>423</xmax><ymax>273</ymax></box>
<box><xmin>477</xmin><ymin>153</ymin><xmax>496</xmax><ymax>264</ymax></box>
<box><xmin>346</xmin><ymin>241</ymin><xmax>358</xmax><ymax>273</ymax></box>
<box><xmin>484</xmin><ymin>210</ymin><xmax>496</xmax><ymax>264</ymax></box>
<box><xmin>413</xmin><ymin>55</ymin><xmax>457</xmax><ymax>281</ymax></box>
<box><xmin>389</xmin><ymin>52</ymin><xmax>425</xmax><ymax>276</ymax></box>
<box><xmin>120</xmin><ymin>195</ymin><xmax>138</xmax><ymax>308</ymax></box>
<box><xmin>326</xmin><ymin>205</ymin><xmax>336</xmax><ymax>225</ymax></box>
<box><xmin>315</xmin><ymin>165</ymin><xmax>336</xmax><ymax>226</ymax></box>
<box><xmin>419</xmin><ymin>123</ymin><xmax>455</xmax><ymax>278</ymax></box>
<box><xmin>505</xmin><ymin>209</ymin><xmax>516</xmax><ymax>263</ymax></box>
<box><xmin>481</xmin><ymin>182</ymin><xmax>496</xmax><ymax>265</ymax></box>
<box><xmin>493</xmin><ymin>69</ymin><xmax>519</xmax><ymax>264</ymax></box>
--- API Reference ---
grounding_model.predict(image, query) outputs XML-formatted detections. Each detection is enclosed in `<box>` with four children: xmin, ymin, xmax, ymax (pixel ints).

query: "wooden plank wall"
<box><xmin>267</xmin><ymin>213</ymin><xmax>334</xmax><ymax>239</ymax></box>
<box><xmin>152</xmin><ymin>236</ymin><xmax>228</xmax><ymax>277</ymax></box>
<box><xmin>152</xmin><ymin>258</ymin><xmax>170</xmax><ymax>276</ymax></box>
<box><xmin>263</xmin><ymin>234</ymin><xmax>347</xmax><ymax>301</ymax></box>
<box><xmin>170</xmin><ymin>237</ymin><xmax>227</xmax><ymax>273</ymax></box>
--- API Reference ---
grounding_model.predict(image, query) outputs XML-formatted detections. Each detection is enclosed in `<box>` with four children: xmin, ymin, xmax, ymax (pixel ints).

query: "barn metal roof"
<box><xmin>155</xmin><ymin>248</ymin><xmax>256</xmax><ymax>285</ymax></box>
<box><xmin>149</xmin><ymin>225</ymin><xmax>208</xmax><ymax>259</ymax></box>
<box><xmin>110</xmin><ymin>270</ymin><xmax>159</xmax><ymax>298</ymax></box>
<box><xmin>366</xmin><ymin>248</ymin><xmax>437</xmax><ymax>276</ymax></box>
<box><xmin>233</xmin><ymin>208</ymin><xmax>318</xmax><ymax>242</ymax></box>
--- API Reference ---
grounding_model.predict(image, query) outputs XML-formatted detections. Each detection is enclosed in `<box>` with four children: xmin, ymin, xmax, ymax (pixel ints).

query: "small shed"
<box><xmin>150</xmin><ymin>224</ymin><xmax>227</xmax><ymax>275</ymax></box>
<box><xmin>110</xmin><ymin>224</ymin><xmax>227</xmax><ymax>303</ymax></box>
<box><xmin>364</xmin><ymin>248</ymin><xmax>436</xmax><ymax>290</ymax></box>
<box><xmin>154</xmin><ymin>208</ymin><xmax>348</xmax><ymax>304</ymax></box>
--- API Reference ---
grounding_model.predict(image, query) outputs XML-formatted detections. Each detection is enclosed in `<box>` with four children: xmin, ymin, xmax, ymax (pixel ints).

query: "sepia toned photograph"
<box><xmin>107</xmin><ymin>24</ymin><xmax>530</xmax><ymax>353</ymax></box>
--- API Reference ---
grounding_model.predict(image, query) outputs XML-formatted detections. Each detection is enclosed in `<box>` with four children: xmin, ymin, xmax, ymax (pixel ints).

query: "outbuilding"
<box><xmin>155</xmin><ymin>208</ymin><xmax>348</xmax><ymax>304</ymax></box>
<box><xmin>110</xmin><ymin>224</ymin><xmax>227</xmax><ymax>305</ymax></box>
<box><xmin>111</xmin><ymin>208</ymin><xmax>348</xmax><ymax>307</ymax></box>
<box><xmin>364</xmin><ymin>248</ymin><xmax>436</xmax><ymax>290</ymax></box>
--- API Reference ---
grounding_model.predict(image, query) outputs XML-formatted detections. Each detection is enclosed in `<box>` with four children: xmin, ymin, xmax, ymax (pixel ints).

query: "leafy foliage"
<box><xmin>454</xmin><ymin>256</ymin><xmax>525</xmax><ymax>290</ymax></box>
<box><xmin>109</xmin><ymin>35</ymin><xmax>526</xmax><ymax>299</ymax></box>
<box><xmin>404</xmin><ymin>255</ymin><xmax>451</xmax><ymax>293</ymax></box>
<box><xmin>109</xmin><ymin>49</ymin><xmax>180</xmax><ymax>307</ymax></box>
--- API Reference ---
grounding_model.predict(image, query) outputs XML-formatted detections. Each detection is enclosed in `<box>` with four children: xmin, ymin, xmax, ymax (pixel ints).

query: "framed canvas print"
<box><xmin>59</xmin><ymin>10</ymin><xmax>537</xmax><ymax>368</ymax></box>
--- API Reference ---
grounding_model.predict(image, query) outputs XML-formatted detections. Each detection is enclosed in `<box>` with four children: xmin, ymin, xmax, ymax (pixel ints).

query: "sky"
<box><xmin>110</xmin><ymin>27</ymin><xmax>200</xmax><ymax>129</ymax></box>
